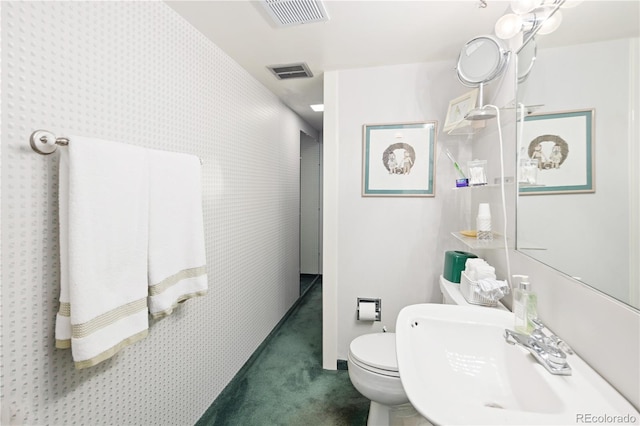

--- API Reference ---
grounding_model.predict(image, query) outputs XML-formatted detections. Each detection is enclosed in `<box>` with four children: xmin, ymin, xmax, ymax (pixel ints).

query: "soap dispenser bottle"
<box><xmin>513</xmin><ymin>275</ymin><xmax>538</xmax><ymax>334</ymax></box>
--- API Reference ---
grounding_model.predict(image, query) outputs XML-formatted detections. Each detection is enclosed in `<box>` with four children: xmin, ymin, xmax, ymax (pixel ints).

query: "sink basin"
<box><xmin>396</xmin><ymin>304</ymin><xmax>639</xmax><ymax>425</ymax></box>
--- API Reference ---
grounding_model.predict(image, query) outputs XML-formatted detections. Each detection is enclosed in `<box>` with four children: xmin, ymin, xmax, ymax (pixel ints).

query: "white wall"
<box><xmin>0</xmin><ymin>2</ymin><xmax>315</xmax><ymax>424</ymax></box>
<box><xmin>323</xmin><ymin>61</ymin><xmax>474</xmax><ymax>364</ymax></box>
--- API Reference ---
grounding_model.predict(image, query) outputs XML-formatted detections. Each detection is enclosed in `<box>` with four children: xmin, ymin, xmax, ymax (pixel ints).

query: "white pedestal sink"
<box><xmin>396</xmin><ymin>304</ymin><xmax>639</xmax><ymax>425</ymax></box>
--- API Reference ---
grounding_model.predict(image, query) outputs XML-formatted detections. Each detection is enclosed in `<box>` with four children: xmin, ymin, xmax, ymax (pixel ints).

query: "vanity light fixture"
<box><xmin>494</xmin><ymin>0</ymin><xmax>578</xmax><ymax>40</ymax></box>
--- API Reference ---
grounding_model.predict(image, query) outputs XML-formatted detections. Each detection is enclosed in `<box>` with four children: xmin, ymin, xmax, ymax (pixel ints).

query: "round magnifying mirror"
<box><xmin>456</xmin><ymin>35</ymin><xmax>509</xmax><ymax>86</ymax></box>
<box><xmin>517</xmin><ymin>37</ymin><xmax>537</xmax><ymax>83</ymax></box>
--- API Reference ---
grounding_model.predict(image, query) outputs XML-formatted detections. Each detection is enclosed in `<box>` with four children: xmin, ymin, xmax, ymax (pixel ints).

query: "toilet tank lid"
<box><xmin>349</xmin><ymin>333</ymin><xmax>398</xmax><ymax>372</ymax></box>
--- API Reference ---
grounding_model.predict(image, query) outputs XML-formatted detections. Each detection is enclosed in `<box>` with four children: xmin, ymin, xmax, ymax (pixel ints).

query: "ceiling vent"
<box><xmin>267</xmin><ymin>62</ymin><xmax>313</xmax><ymax>80</ymax></box>
<box><xmin>260</xmin><ymin>0</ymin><xmax>330</xmax><ymax>27</ymax></box>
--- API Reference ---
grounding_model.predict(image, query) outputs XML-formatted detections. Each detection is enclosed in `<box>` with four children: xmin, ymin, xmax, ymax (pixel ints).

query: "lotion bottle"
<box><xmin>513</xmin><ymin>275</ymin><xmax>538</xmax><ymax>334</ymax></box>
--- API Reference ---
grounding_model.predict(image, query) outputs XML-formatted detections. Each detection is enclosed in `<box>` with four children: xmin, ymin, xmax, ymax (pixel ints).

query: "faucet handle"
<box><xmin>530</xmin><ymin>318</ymin><xmax>547</xmax><ymax>342</ymax></box>
<box><xmin>541</xmin><ymin>341</ymin><xmax>569</xmax><ymax>367</ymax></box>
<box><xmin>548</xmin><ymin>334</ymin><xmax>574</xmax><ymax>355</ymax></box>
<box><xmin>531</xmin><ymin>318</ymin><xmax>574</xmax><ymax>355</ymax></box>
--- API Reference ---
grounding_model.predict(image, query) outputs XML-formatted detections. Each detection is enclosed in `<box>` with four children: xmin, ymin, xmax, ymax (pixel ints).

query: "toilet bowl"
<box><xmin>347</xmin><ymin>332</ymin><xmax>411</xmax><ymax>425</ymax></box>
<box><xmin>348</xmin><ymin>333</ymin><xmax>407</xmax><ymax>405</ymax></box>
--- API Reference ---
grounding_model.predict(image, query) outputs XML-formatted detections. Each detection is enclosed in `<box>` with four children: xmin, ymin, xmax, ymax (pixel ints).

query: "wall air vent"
<box><xmin>260</xmin><ymin>0</ymin><xmax>330</xmax><ymax>27</ymax></box>
<box><xmin>267</xmin><ymin>62</ymin><xmax>313</xmax><ymax>80</ymax></box>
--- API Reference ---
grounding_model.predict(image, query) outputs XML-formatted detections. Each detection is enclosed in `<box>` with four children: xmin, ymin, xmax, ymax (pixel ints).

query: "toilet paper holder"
<box><xmin>357</xmin><ymin>298</ymin><xmax>381</xmax><ymax>321</ymax></box>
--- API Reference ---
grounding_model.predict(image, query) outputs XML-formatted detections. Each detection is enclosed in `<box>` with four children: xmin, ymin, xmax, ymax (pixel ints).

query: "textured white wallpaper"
<box><xmin>1</xmin><ymin>2</ymin><xmax>315</xmax><ymax>424</ymax></box>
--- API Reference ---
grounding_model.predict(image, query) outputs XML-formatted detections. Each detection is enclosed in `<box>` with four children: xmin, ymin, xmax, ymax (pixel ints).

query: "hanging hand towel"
<box><xmin>147</xmin><ymin>149</ymin><xmax>208</xmax><ymax>319</ymax></box>
<box><xmin>55</xmin><ymin>137</ymin><xmax>150</xmax><ymax>369</ymax></box>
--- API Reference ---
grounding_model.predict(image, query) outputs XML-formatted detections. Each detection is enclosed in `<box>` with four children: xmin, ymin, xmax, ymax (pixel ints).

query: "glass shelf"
<box><xmin>452</xmin><ymin>178</ymin><xmax>516</xmax><ymax>190</ymax></box>
<box><xmin>452</xmin><ymin>232</ymin><xmax>546</xmax><ymax>251</ymax></box>
<box><xmin>453</xmin><ymin>183</ymin><xmax>499</xmax><ymax>190</ymax></box>
<box><xmin>451</xmin><ymin>231</ymin><xmax>509</xmax><ymax>250</ymax></box>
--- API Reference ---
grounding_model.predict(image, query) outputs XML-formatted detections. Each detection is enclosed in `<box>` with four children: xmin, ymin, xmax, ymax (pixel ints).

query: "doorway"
<box><xmin>299</xmin><ymin>131</ymin><xmax>322</xmax><ymax>295</ymax></box>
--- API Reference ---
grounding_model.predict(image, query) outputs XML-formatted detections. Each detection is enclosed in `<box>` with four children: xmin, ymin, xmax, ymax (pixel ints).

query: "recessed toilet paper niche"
<box><xmin>357</xmin><ymin>298</ymin><xmax>381</xmax><ymax>321</ymax></box>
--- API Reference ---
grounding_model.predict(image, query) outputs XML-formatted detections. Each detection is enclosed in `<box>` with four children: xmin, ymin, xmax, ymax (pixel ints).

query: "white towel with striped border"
<box><xmin>55</xmin><ymin>136</ymin><xmax>150</xmax><ymax>369</ymax></box>
<box><xmin>147</xmin><ymin>149</ymin><xmax>208</xmax><ymax>319</ymax></box>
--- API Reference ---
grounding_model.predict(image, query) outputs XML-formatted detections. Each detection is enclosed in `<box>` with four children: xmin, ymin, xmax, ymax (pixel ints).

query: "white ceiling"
<box><xmin>167</xmin><ymin>1</ymin><xmax>640</xmax><ymax>132</ymax></box>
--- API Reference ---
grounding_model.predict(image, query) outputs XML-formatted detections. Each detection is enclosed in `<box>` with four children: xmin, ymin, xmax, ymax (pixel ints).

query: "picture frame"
<box><xmin>443</xmin><ymin>89</ymin><xmax>478</xmax><ymax>132</ymax></box>
<box><xmin>518</xmin><ymin>109</ymin><xmax>595</xmax><ymax>195</ymax></box>
<box><xmin>362</xmin><ymin>122</ymin><xmax>437</xmax><ymax>197</ymax></box>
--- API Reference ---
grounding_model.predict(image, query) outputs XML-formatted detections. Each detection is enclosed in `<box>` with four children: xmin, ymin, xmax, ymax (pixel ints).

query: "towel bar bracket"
<box><xmin>30</xmin><ymin>130</ymin><xmax>69</xmax><ymax>155</ymax></box>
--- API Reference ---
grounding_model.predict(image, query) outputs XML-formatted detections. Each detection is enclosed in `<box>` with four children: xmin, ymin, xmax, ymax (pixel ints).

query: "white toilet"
<box><xmin>347</xmin><ymin>275</ymin><xmax>506</xmax><ymax>425</ymax></box>
<box><xmin>347</xmin><ymin>332</ymin><xmax>411</xmax><ymax>425</ymax></box>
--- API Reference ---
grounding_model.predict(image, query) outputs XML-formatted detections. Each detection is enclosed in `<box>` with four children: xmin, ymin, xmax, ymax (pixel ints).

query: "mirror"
<box><xmin>456</xmin><ymin>35</ymin><xmax>509</xmax><ymax>86</ymax></box>
<box><xmin>515</xmin><ymin>2</ymin><xmax>640</xmax><ymax>309</ymax></box>
<box><xmin>456</xmin><ymin>35</ymin><xmax>509</xmax><ymax>120</ymax></box>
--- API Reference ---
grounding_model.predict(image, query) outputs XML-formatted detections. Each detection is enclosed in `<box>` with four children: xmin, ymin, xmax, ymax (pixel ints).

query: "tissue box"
<box><xmin>460</xmin><ymin>271</ymin><xmax>498</xmax><ymax>307</ymax></box>
<box><xmin>443</xmin><ymin>251</ymin><xmax>478</xmax><ymax>283</ymax></box>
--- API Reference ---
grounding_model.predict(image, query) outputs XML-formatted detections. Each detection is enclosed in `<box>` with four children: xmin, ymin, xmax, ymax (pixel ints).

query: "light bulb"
<box><xmin>510</xmin><ymin>0</ymin><xmax>542</xmax><ymax>14</ymax></box>
<box><xmin>538</xmin><ymin>9</ymin><xmax>562</xmax><ymax>35</ymax></box>
<box><xmin>495</xmin><ymin>13</ymin><xmax>523</xmax><ymax>40</ymax></box>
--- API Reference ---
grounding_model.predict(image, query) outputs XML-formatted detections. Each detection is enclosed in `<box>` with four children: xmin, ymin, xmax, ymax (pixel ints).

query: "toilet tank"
<box><xmin>440</xmin><ymin>275</ymin><xmax>466</xmax><ymax>305</ymax></box>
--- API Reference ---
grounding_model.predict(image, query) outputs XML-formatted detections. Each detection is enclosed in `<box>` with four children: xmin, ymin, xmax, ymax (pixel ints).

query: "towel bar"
<box><xmin>28</xmin><ymin>129</ymin><xmax>204</xmax><ymax>165</ymax></box>
<box><xmin>30</xmin><ymin>130</ymin><xmax>69</xmax><ymax>155</ymax></box>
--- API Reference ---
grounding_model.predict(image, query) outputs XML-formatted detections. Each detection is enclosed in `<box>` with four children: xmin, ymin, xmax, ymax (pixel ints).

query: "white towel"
<box><xmin>147</xmin><ymin>149</ymin><xmax>208</xmax><ymax>319</ymax></box>
<box><xmin>55</xmin><ymin>137</ymin><xmax>150</xmax><ymax>369</ymax></box>
<box><xmin>464</xmin><ymin>258</ymin><xmax>496</xmax><ymax>281</ymax></box>
<box><xmin>474</xmin><ymin>278</ymin><xmax>510</xmax><ymax>301</ymax></box>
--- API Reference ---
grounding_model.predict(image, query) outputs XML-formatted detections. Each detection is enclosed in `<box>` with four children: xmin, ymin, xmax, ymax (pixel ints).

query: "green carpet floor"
<box><xmin>196</xmin><ymin>277</ymin><xmax>370</xmax><ymax>426</ymax></box>
<box><xmin>300</xmin><ymin>273</ymin><xmax>319</xmax><ymax>296</ymax></box>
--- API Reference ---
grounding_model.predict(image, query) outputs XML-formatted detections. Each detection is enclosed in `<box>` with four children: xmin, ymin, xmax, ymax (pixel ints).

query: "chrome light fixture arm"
<box><xmin>520</xmin><ymin>0</ymin><xmax>565</xmax><ymax>52</ymax></box>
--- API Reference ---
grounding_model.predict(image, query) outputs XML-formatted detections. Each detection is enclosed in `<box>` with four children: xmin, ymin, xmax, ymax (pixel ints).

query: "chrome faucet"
<box><xmin>504</xmin><ymin>318</ymin><xmax>572</xmax><ymax>376</ymax></box>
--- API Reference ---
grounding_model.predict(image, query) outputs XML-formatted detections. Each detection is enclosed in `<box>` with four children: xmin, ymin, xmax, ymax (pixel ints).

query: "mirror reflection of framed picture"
<box><xmin>443</xmin><ymin>89</ymin><xmax>478</xmax><ymax>132</ymax></box>
<box><xmin>362</xmin><ymin>122</ymin><xmax>437</xmax><ymax>197</ymax></box>
<box><xmin>518</xmin><ymin>109</ymin><xmax>595</xmax><ymax>195</ymax></box>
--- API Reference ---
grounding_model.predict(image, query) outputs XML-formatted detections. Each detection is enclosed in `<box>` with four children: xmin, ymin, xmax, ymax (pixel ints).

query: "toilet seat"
<box><xmin>348</xmin><ymin>333</ymin><xmax>399</xmax><ymax>378</ymax></box>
